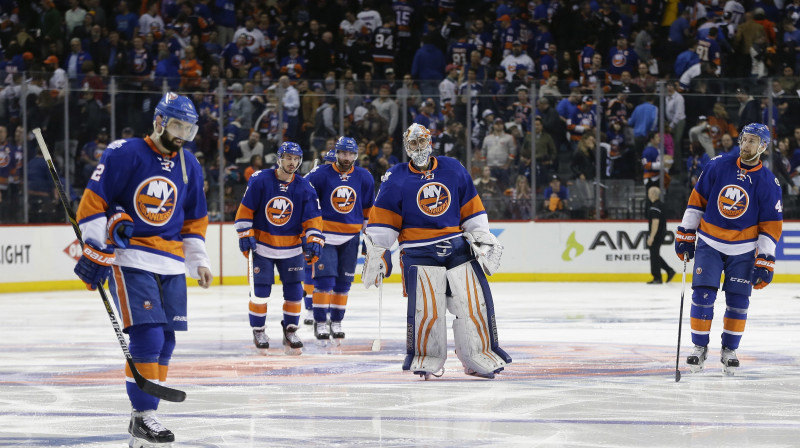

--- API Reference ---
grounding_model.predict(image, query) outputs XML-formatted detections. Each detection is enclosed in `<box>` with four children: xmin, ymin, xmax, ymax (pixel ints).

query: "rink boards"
<box><xmin>2</xmin><ymin>221</ymin><xmax>800</xmax><ymax>292</ymax></box>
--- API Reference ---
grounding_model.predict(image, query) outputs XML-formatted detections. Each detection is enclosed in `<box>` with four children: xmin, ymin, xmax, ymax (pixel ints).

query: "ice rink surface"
<box><xmin>1</xmin><ymin>281</ymin><xmax>800</xmax><ymax>447</ymax></box>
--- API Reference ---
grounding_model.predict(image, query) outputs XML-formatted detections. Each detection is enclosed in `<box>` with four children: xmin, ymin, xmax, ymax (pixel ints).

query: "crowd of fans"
<box><xmin>1</xmin><ymin>0</ymin><xmax>800</xmax><ymax>223</ymax></box>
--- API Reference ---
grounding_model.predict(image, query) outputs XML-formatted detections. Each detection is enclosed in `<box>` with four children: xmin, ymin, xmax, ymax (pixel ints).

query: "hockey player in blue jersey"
<box><xmin>362</xmin><ymin>123</ymin><xmax>512</xmax><ymax>379</ymax></box>
<box><xmin>306</xmin><ymin>137</ymin><xmax>375</xmax><ymax>344</ymax></box>
<box><xmin>675</xmin><ymin>123</ymin><xmax>783</xmax><ymax>376</ymax></box>
<box><xmin>302</xmin><ymin>148</ymin><xmax>338</xmax><ymax>325</ymax></box>
<box><xmin>73</xmin><ymin>92</ymin><xmax>213</xmax><ymax>446</ymax></box>
<box><xmin>235</xmin><ymin>141</ymin><xmax>324</xmax><ymax>354</ymax></box>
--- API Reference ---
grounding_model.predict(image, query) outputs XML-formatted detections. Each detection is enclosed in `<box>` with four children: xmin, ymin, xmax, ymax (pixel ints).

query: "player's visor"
<box><xmin>165</xmin><ymin>118</ymin><xmax>199</xmax><ymax>141</ymax></box>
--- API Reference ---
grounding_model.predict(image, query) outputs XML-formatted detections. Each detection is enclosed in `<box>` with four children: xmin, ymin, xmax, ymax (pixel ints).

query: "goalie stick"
<box><xmin>32</xmin><ymin>128</ymin><xmax>187</xmax><ymax>403</ymax></box>
<box><xmin>371</xmin><ymin>274</ymin><xmax>383</xmax><ymax>352</ymax></box>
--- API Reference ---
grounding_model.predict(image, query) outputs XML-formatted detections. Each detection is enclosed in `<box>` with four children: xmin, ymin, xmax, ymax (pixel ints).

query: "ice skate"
<box><xmin>128</xmin><ymin>410</ymin><xmax>174</xmax><ymax>447</ymax></box>
<box><xmin>303</xmin><ymin>309</ymin><xmax>314</xmax><ymax>326</ymax></box>
<box><xmin>686</xmin><ymin>345</ymin><xmax>708</xmax><ymax>373</ymax></box>
<box><xmin>721</xmin><ymin>346</ymin><xmax>739</xmax><ymax>376</ymax></box>
<box><xmin>314</xmin><ymin>321</ymin><xmax>330</xmax><ymax>346</ymax></box>
<box><xmin>252</xmin><ymin>327</ymin><xmax>269</xmax><ymax>349</ymax></box>
<box><xmin>282</xmin><ymin>321</ymin><xmax>303</xmax><ymax>355</ymax></box>
<box><xmin>413</xmin><ymin>369</ymin><xmax>444</xmax><ymax>380</ymax></box>
<box><xmin>330</xmin><ymin>321</ymin><xmax>345</xmax><ymax>345</ymax></box>
<box><xmin>464</xmin><ymin>367</ymin><xmax>496</xmax><ymax>379</ymax></box>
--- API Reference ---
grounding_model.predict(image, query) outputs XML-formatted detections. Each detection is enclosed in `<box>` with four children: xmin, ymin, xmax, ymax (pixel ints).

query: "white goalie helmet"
<box><xmin>403</xmin><ymin>123</ymin><xmax>433</xmax><ymax>168</ymax></box>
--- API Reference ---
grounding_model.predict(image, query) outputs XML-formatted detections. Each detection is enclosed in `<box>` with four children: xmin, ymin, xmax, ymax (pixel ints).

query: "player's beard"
<box><xmin>160</xmin><ymin>132</ymin><xmax>184</xmax><ymax>154</ymax></box>
<box><xmin>336</xmin><ymin>158</ymin><xmax>353</xmax><ymax>171</ymax></box>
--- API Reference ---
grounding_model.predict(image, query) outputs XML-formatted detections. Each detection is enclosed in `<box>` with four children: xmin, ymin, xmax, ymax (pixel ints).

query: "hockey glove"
<box><xmin>74</xmin><ymin>239</ymin><xmax>115</xmax><ymax>290</ymax></box>
<box><xmin>106</xmin><ymin>212</ymin><xmax>134</xmax><ymax>248</ymax></box>
<box><xmin>238</xmin><ymin>228</ymin><xmax>257</xmax><ymax>258</ymax></box>
<box><xmin>675</xmin><ymin>226</ymin><xmax>696</xmax><ymax>261</ymax></box>
<box><xmin>751</xmin><ymin>254</ymin><xmax>775</xmax><ymax>290</ymax></box>
<box><xmin>304</xmin><ymin>234</ymin><xmax>325</xmax><ymax>264</ymax></box>
<box><xmin>464</xmin><ymin>230</ymin><xmax>503</xmax><ymax>275</ymax></box>
<box><xmin>362</xmin><ymin>235</ymin><xmax>392</xmax><ymax>288</ymax></box>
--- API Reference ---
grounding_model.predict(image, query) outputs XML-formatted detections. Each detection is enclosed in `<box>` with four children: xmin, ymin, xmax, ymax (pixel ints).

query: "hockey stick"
<box><xmin>675</xmin><ymin>253</ymin><xmax>688</xmax><ymax>383</ymax></box>
<box><xmin>371</xmin><ymin>273</ymin><xmax>383</xmax><ymax>352</ymax></box>
<box><xmin>32</xmin><ymin>128</ymin><xmax>187</xmax><ymax>403</ymax></box>
<box><xmin>248</xmin><ymin>249</ymin><xmax>255</xmax><ymax>299</ymax></box>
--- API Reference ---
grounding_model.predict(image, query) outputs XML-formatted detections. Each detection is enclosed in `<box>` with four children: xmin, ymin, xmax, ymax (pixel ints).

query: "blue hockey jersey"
<box><xmin>305</xmin><ymin>163</ymin><xmax>375</xmax><ymax>246</ymax></box>
<box><xmin>234</xmin><ymin>169</ymin><xmax>323</xmax><ymax>259</ymax></box>
<box><xmin>366</xmin><ymin>156</ymin><xmax>488</xmax><ymax>250</ymax></box>
<box><xmin>681</xmin><ymin>155</ymin><xmax>783</xmax><ymax>256</ymax></box>
<box><xmin>76</xmin><ymin>136</ymin><xmax>210</xmax><ymax>277</ymax></box>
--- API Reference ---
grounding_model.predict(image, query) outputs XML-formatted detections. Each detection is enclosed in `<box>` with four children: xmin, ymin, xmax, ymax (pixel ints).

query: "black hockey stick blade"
<box><xmin>128</xmin><ymin>359</ymin><xmax>186</xmax><ymax>402</ymax></box>
<box><xmin>32</xmin><ymin>128</ymin><xmax>187</xmax><ymax>402</ymax></box>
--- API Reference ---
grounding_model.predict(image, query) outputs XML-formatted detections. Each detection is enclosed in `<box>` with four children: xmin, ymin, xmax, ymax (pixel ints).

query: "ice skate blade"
<box><xmin>687</xmin><ymin>363</ymin><xmax>704</xmax><ymax>373</ymax></box>
<box><xmin>465</xmin><ymin>370</ymin><xmax>496</xmax><ymax>379</ymax></box>
<box><xmin>414</xmin><ymin>371</ymin><xmax>432</xmax><ymax>380</ymax></box>
<box><xmin>130</xmin><ymin>437</ymin><xmax>172</xmax><ymax>448</ymax></box>
<box><xmin>722</xmin><ymin>366</ymin><xmax>737</xmax><ymax>376</ymax></box>
<box><xmin>303</xmin><ymin>318</ymin><xmax>314</xmax><ymax>325</ymax></box>
<box><xmin>315</xmin><ymin>339</ymin><xmax>329</xmax><ymax>347</ymax></box>
<box><xmin>283</xmin><ymin>345</ymin><xmax>302</xmax><ymax>356</ymax></box>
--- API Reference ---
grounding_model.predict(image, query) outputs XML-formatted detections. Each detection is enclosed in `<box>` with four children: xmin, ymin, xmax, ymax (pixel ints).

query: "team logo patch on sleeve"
<box><xmin>331</xmin><ymin>186</ymin><xmax>357</xmax><ymax>214</ymax></box>
<box><xmin>417</xmin><ymin>182</ymin><xmax>451</xmax><ymax>217</ymax></box>
<box><xmin>717</xmin><ymin>185</ymin><xmax>749</xmax><ymax>219</ymax></box>
<box><xmin>134</xmin><ymin>176</ymin><xmax>178</xmax><ymax>226</ymax></box>
<box><xmin>266</xmin><ymin>196</ymin><xmax>293</xmax><ymax>226</ymax></box>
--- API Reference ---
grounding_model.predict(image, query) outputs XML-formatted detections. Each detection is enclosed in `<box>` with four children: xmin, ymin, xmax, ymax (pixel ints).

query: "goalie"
<box><xmin>362</xmin><ymin>123</ymin><xmax>512</xmax><ymax>379</ymax></box>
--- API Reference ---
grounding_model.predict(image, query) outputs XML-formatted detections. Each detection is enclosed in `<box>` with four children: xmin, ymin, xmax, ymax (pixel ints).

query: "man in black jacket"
<box><xmin>735</xmin><ymin>87</ymin><xmax>762</xmax><ymax>131</ymax></box>
<box><xmin>646</xmin><ymin>186</ymin><xmax>676</xmax><ymax>284</ymax></box>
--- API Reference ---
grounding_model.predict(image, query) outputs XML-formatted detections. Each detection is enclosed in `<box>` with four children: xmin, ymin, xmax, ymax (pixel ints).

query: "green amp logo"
<box><xmin>562</xmin><ymin>231</ymin><xmax>584</xmax><ymax>261</ymax></box>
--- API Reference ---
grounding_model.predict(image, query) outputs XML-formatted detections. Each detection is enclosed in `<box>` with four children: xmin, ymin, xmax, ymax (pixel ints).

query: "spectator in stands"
<box><xmin>139</xmin><ymin>2</ymin><xmax>165</xmax><ymax>39</ymax></box>
<box><xmin>642</xmin><ymin>131</ymin><xmax>671</xmax><ymax>189</ymax></box>
<box><xmin>153</xmin><ymin>41</ymin><xmax>180</xmax><ymax>91</ymax></box>
<box><xmin>243</xmin><ymin>154</ymin><xmax>264</xmax><ymax>183</ymax></box>
<box><xmin>686</xmin><ymin>141</ymin><xmax>711</xmax><ymax>188</ymax></box>
<box><xmin>632</xmin><ymin>62</ymin><xmax>657</xmax><ymax>93</ymax></box>
<box><xmin>571</xmin><ymin>134</ymin><xmax>597</xmax><ymax>181</ymax></box>
<box><xmin>542</xmin><ymin>174</ymin><xmax>569</xmax><ymax>220</ymax></box>
<box><xmin>735</xmin><ymin>87</ymin><xmax>762</xmax><ymax>131</ymax></box>
<box><xmin>719</xmin><ymin>133</ymin><xmax>739</xmax><ymax>156</ymax></box>
<box><xmin>506</xmin><ymin>174</ymin><xmax>532</xmax><ymax>220</ymax></box>
<box><xmin>236</xmin><ymin>131</ymin><xmax>264</xmax><ymax>165</ymax></box>
<box><xmin>373</xmin><ymin>84</ymin><xmax>399</xmax><ymax>138</ymax></box>
<box><xmin>396</xmin><ymin>74</ymin><xmax>421</xmax><ymax>110</ymax></box>
<box><xmin>114</xmin><ymin>1</ymin><xmax>138</xmax><ymax>42</ymax></box>
<box><xmin>222</xmin><ymin>34</ymin><xmax>254</xmax><ymax>77</ymax></box>
<box><xmin>566</xmin><ymin>97</ymin><xmax>597</xmax><ymax>150</ymax></box>
<box><xmin>628</xmin><ymin>95</ymin><xmax>658</xmax><ymax>153</ymax></box>
<box><xmin>482</xmin><ymin>117</ymin><xmax>516</xmax><ymax>189</ymax></box>
<box><xmin>474</xmin><ymin>165</ymin><xmax>506</xmax><ymax>220</ymax></box>
<box><xmin>40</xmin><ymin>0</ymin><xmax>64</xmax><ymax>55</ymax></box>
<box><xmin>689</xmin><ymin>115</ymin><xmax>716</xmax><ymax>159</ymax></box>
<box><xmin>708</xmin><ymin>102</ymin><xmax>738</xmax><ymax>152</ymax></box>
<box><xmin>538</xmin><ymin>75</ymin><xmax>561</xmax><ymax>101</ymax></box>
<box><xmin>66</xmin><ymin>37</ymin><xmax>92</xmax><ymax>79</ymax></box>
<box><xmin>665</xmin><ymin>81</ymin><xmax>686</xmax><ymax>161</ymax></box>
<box><xmin>608</xmin><ymin>35</ymin><xmax>639</xmax><ymax>84</ymax></box>
<box><xmin>439</xmin><ymin>64</ymin><xmax>459</xmax><ymax>108</ymax></box>
<box><xmin>358</xmin><ymin>105</ymin><xmax>389</xmax><ymax>146</ymax></box>
<box><xmin>524</xmin><ymin>116</ymin><xmax>557</xmax><ymax>187</ymax></box>
<box><xmin>411</xmin><ymin>34</ymin><xmax>446</xmax><ymax>101</ymax></box>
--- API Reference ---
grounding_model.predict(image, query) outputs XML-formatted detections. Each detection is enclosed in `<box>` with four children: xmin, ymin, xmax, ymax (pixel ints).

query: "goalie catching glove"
<box><xmin>361</xmin><ymin>234</ymin><xmax>392</xmax><ymax>288</ymax></box>
<box><xmin>463</xmin><ymin>231</ymin><xmax>503</xmax><ymax>276</ymax></box>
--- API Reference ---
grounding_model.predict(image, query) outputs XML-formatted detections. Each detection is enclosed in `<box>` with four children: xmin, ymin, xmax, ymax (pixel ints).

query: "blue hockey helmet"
<box><xmin>324</xmin><ymin>149</ymin><xmax>337</xmax><ymax>162</ymax></box>
<box><xmin>154</xmin><ymin>92</ymin><xmax>200</xmax><ymax>141</ymax></box>
<box><xmin>277</xmin><ymin>141</ymin><xmax>303</xmax><ymax>173</ymax></box>
<box><xmin>334</xmin><ymin>136</ymin><xmax>358</xmax><ymax>154</ymax></box>
<box><xmin>740</xmin><ymin>123</ymin><xmax>770</xmax><ymax>147</ymax></box>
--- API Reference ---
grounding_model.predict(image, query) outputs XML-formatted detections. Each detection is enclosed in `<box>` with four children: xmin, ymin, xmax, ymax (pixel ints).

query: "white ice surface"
<box><xmin>1</xmin><ymin>281</ymin><xmax>800</xmax><ymax>447</ymax></box>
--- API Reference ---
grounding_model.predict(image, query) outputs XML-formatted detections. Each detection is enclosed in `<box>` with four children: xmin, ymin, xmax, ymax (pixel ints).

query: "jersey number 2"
<box><xmin>90</xmin><ymin>163</ymin><xmax>105</xmax><ymax>181</ymax></box>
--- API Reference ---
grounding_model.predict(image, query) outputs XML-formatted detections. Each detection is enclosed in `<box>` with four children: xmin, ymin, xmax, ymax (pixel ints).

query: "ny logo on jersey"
<box><xmin>266</xmin><ymin>196</ymin><xmax>293</xmax><ymax>226</ymax></box>
<box><xmin>416</xmin><ymin>182</ymin><xmax>451</xmax><ymax>217</ymax></box>
<box><xmin>134</xmin><ymin>176</ymin><xmax>178</xmax><ymax>226</ymax></box>
<box><xmin>717</xmin><ymin>184</ymin><xmax>749</xmax><ymax>219</ymax></box>
<box><xmin>331</xmin><ymin>186</ymin><xmax>357</xmax><ymax>214</ymax></box>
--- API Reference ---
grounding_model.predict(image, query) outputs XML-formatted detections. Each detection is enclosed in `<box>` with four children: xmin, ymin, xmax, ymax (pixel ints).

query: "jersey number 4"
<box><xmin>90</xmin><ymin>163</ymin><xmax>105</xmax><ymax>181</ymax></box>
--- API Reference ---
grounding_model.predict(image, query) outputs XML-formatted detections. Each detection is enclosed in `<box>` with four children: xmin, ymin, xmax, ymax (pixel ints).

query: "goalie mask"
<box><xmin>403</xmin><ymin>123</ymin><xmax>433</xmax><ymax>168</ymax></box>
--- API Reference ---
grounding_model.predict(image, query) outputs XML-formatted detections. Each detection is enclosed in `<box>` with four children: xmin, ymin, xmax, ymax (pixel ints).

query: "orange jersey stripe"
<box><xmin>460</xmin><ymin>195</ymin><xmax>485</xmax><ymax>219</ymax></box>
<box><xmin>181</xmin><ymin>216</ymin><xmax>208</xmax><ymax>239</ymax></box>
<box><xmin>126</xmin><ymin>362</ymin><xmax>158</xmax><ymax>380</ymax></box>
<box><xmin>699</xmin><ymin>220</ymin><xmax>758</xmax><ymax>242</ymax></box>
<box><xmin>158</xmin><ymin>364</ymin><xmax>169</xmax><ymax>382</ymax></box>
<box><xmin>235</xmin><ymin>203</ymin><xmax>255</xmax><ymax>222</ymax></box>
<box><xmin>723</xmin><ymin>317</ymin><xmax>746</xmax><ymax>333</ymax></box>
<box><xmin>399</xmin><ymin>226</ymin><xmax>461</xmax><ymax>243</ymax></box>
<box><xmin>369</xmin><ymin>206</ymin><xmax>402</xmax><ymax>229</ymax></box>
<box><xmin>129</xmin><ymin>236</ymin><xmax>185</xmax><ymax>258</ymax></box>
<box><xmin>362</xmin><ymin>206</ymin><xmax>372</xmax><ymax>219</ymax></box>
<box><xmin>691</xmin><ymin>317</ymin><xmax>712</xmax><ymax>332</ymax></box>
<box><xmin>77</xmin><ymin>189</ymin><xmax>108</xmax><ymax>222</ymax></box>
<box><xmin>255</xmin><ymin>231</ymin><xmax>301</xmax><ymax>248</ymax></box>
<box><xmin>331</xmin><ymin>293</ymin><xmax>348</xmax><ymax>307</ymax></box>
<box><xmin>688</xmin><ymin>190</ymin><xmax>708</xmax><ymax>209</ymax></box>
<box><xmin>421</xmin><ymin>271</ymin><xmax>439</xmax><ymax>363</ymax></box>
<box><xmin>313</xmin><ymin>292</ymin><xmax>331</xmax><ymax>305</ymax></box>
<box><xmin>468</xmin><ymin>268</ymin><xmax>499</xmax><ymax>364</ymax></box>
<box><xmin>113</xmin><ymin>266</ymin><xmax>132</xmax><ymax>328</ymax></box>
<box><xmin>323</xmin><ymin>220</ymin><xmax>362</xmax><ymax>234</ymax></box>
<box><xmin>303</xmin><ymin>216</ymin><xmax>323</xmax><ymax>233</ymax></box>
<box><xmin>758</xmin><ymin>220</ymin><xmax>782</xmax><ymax>243</ymax></box>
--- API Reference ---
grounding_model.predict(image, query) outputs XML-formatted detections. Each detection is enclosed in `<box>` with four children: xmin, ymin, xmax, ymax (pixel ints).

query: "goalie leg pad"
<box><xmin>402</xmin><ymin>265</ymin><xmax>448</xmax><ymax>374</ymax></box>
<box><xmin>446</xmin><ymin>260</ymin><xmax>512</xmax><ymax>375</ymax></box>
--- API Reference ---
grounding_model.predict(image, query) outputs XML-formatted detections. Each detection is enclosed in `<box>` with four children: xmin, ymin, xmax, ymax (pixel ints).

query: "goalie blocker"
<box><xmin>401</xmin><ymin>235</ymin><xmax>511</xmax><ymax>378</ymax></box>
